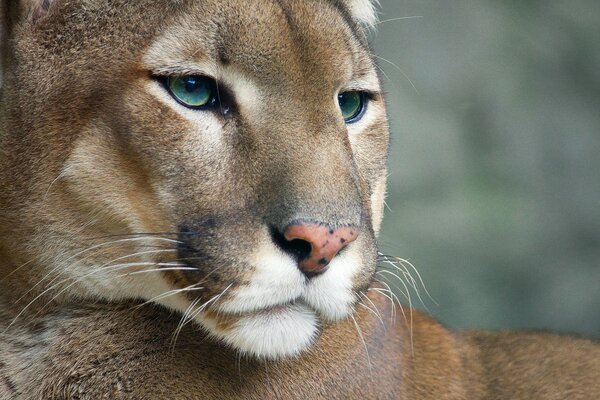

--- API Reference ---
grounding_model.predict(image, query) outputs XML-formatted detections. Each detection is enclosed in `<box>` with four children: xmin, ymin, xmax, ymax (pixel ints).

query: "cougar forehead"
<box><xmin>0</xmin><ymin>0</ymin><xmax>389</xmax><ymax>359</ymax></box>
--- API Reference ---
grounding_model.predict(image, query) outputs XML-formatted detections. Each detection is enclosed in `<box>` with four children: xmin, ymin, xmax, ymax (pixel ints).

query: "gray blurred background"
<box><xmin>374</xmin><ymin>0</ymin><xmax>600</xmax><ymax>337</ymax></box>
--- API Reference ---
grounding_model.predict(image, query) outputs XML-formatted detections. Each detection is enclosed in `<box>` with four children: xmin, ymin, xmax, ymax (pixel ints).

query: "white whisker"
<box><xmin>133</xmin><ymin>283</ymin><xmax>206</xmax><ymax>309</ymax></box>
<box><xmin>382</xmin><ymin>254</ymin><xmax>436</xmax><ymax>305</ymax></box>
<box><xmin>116</xmin><ymin>267</ymin><xmax>196</xmax><ymax>277</ymax></box>
<box><xmin>361</xmin><ymin>292</ymin><xmax>385</xmax><ymax>327</ymax></box>
<box><xmin>17</xmin><ymin>239</ymin><xmax>179</xmax><ymax>304</ymax></box>
<box><xmin>378</xmin><ymin>261</ymin><xmax>427</xmax><ymax>309</ymax></box>
<box><xmin>373</xmin><ymin>54</ymin><xmax>419</xmax><ymax>95</ymax></box>
<box><xmin>170</xmin><ymin>283</ymin><xmax>233</xmax><ymax>352</ymax></box>
<box><xmin>375</xmin><ymin>15</ymin><xmax>423</xmax><ymax>25</ymax></box>
<box><xmin>4</xmin><ymin>253</ymin><xmax>180</xmax><ymax>333</ymax></box>
<box><xmin>350</xmin><ymin>313</ymin><xmax>372</xmax><ymax>376</ymax></box>
<box><xmin>374</xmin><ymin>279</ymin><xmax>406</xmax><ymax>326</ymax></box>
<box><xmin>368</xmin><ymin>287</ymin><xmax>396</xmax><ymax>325</ymax></box>
<box><xmin>375</xmin><ymin>270</ymin><xmax>410</xmax><ymax>300</ymax></box>
<box><xmin>171</xmin><ymin>297</ymin><xmax>203</xmax><ymax>352</ymax></box>
<box><xmin>358</xmin><ymin>301</ymin><xmax>384</xmax><ymax>327</ymax></box>
<box><xmin>378</xmin><ymin>271</ymin><xmax>414</xmax><ymax>355</ymax></box>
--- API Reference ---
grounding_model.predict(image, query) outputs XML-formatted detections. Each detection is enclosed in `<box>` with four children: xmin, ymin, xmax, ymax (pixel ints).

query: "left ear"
<box><xmin>342</xmin><ymin>0</ymin><xmax>379</xmax><ymax>28</ymax></box>
<box><xmin>1</xmin><ymin>0</ymin><xmax>54</xmax><ymax>86</ymax></box>
<box><xmin>27</xmin><ymin>0</ymin><xmax>54</xmax><ymax>23</ymax></box>
<box><xmin>5</xmin><ymin>0</ymin><xmax>54</xmax><ymax>26</ymax></box>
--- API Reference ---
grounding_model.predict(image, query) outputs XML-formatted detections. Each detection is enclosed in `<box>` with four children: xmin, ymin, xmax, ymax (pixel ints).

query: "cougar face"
<box><xmin>0</xmin><ymin>0</ymin><xmax>388</xmax><ymax>359</ymax></box>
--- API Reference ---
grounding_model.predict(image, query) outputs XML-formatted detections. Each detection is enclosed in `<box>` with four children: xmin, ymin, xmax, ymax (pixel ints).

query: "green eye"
<box><xmin>338</xmin><ymin>91</ymin><xmax>366</xmax><ymax>122</ymax></box>
<box><xmin>166</xmin><ymin>75</ymin><xmax>218</xmax><ymax>108</ymax></box>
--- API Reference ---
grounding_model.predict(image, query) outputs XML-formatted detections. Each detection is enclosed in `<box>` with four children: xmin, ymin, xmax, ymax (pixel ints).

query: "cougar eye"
<box><xmin>166</xmin><ymin>75</ymin><xmax>219</xmax><ymax>109</ymax></box>
<box><xmin>338</xmin><ymin>91</ymin><xmax>367</xmax><ymax>123</ymax></box>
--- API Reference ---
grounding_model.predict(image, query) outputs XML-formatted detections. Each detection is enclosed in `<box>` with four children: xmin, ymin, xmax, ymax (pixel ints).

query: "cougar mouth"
<box><xmin>245</xmin><ymin>301</ymin><xmax>299</xmax><ymax>316</ymax></box>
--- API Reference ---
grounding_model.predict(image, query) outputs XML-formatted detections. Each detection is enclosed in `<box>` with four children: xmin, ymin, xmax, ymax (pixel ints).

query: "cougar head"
<box><xmin>0</xmin><ymin>0</ymin><xmax>388</xmax><ymax>359</ymax></box>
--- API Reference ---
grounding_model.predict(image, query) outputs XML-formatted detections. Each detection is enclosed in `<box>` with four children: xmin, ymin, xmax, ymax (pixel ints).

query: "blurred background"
<box><xmin>374</xmin><ymin>0</ymin><xmax>600</xmax><ymax>337</ymax></box>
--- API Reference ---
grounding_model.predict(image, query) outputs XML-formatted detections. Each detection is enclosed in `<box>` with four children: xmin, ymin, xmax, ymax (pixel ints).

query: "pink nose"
<box><xmin>283</xmin><ymin>223</ymin><xmax>359</xmax><ymax>275</ymax></box>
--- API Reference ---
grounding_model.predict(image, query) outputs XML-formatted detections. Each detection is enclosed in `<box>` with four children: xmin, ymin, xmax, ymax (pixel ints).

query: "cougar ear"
<box><xmin>2</xmin><ymin>0</ymin><xmax>53</xmax><ymax>27</ymax></box>
<box><xmin>1</xmin><ymin>0</ymin><xmax>52</xmax><ymax>85</ymax></box>
<box><xmin>342</xmin><ymin>0</ymin><xmax>379</xmax><ymax>28</ymax></box>
<box><xmin>22</xmin><ymin>0</ymin><xmax>53</xmax><ymax>23</ymax></box>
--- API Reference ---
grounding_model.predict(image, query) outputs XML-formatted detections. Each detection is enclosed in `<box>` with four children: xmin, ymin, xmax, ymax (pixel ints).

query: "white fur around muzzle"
<box><xmin>204</xmin><ymin>304</ymin><xmax>319</xmax><ymax>360</ymax></box>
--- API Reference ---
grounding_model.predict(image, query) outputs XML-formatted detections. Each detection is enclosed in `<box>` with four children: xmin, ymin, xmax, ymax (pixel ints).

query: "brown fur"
<box><xmin>0</xmin><ymin>0</ymin><xmax>599</xmax><ymax>398</ymax></box>
<box><xmin>1</xmin><ymin>293</ymin><xmax>599</xmax><ymax>399</ymax></box>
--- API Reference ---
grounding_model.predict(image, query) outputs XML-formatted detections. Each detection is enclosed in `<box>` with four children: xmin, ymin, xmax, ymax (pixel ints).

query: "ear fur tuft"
<box><xmin>343</xmin><ymin>0</ymin><xmax>379</xmax><ymax>28</ymax></box>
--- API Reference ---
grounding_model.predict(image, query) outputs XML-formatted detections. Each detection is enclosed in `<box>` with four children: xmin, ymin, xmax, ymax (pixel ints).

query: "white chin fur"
<box><xmin>203</xmin><ymin>304</ymin><xmax>319</xmax><ymax>360</ymax></box>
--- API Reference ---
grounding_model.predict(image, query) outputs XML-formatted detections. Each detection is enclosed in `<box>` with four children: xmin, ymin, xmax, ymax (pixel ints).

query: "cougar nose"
<box><xmin>281</xmin><ymin>223</ymin><xmax>359</xmax><ymax>276</ymax></box>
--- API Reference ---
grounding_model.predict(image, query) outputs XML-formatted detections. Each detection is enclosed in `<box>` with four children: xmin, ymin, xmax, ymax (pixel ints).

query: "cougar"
<box><xmin>0</xmin><ymin>0</ymin><xmax>598</xmax><ymax>398</ymax></box>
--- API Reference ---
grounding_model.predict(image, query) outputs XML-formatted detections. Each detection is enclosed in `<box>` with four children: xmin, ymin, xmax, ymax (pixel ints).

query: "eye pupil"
<box><xmin>184</xmin><ymin>78</ymin><xmax>199</xmax><ymax>92</ymax></box>
<box><xmin>167</xmin><ymin>75</ymin><xmax>216</xmax><ymax>108</ymax></box>
<box><xmin>338</xmin><ymin>91</ymin><xmax>365</xmax><ymax>122</ymax></box>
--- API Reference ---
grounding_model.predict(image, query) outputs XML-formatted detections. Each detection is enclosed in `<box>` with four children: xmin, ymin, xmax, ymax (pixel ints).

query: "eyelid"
<box><xmin>339</xmin><ymin>87</ymin><xmax>379</xmax><ymax>100</ymax></box>
<box><xmin>149</xmin><ymin>63</ymin><xmax>217</xmax><ymax>79</ymax></box>
<box><xmin>342</xmin><ymin>76</ymin><xmax>379</xmax><ymax>92</ymax></box>
<box><xmin>340</xmin><ymin>91</ymin><xmax>377</xmax><ymax>109</ymax></box>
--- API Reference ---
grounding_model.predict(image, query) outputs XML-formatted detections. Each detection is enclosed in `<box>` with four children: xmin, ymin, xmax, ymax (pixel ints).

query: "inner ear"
<box><xmin>30</xmin><ymin>0</ymin><xmax>53</xmax><ymax>23</ymax></box>
<box><xmin>6</xmin><ymin>0</ymin><xmax>54</xmax><ymax>24</ymax></box>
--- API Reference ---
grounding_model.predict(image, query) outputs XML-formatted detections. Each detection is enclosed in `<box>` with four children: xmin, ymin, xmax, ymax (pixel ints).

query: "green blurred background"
<box><xmin>374</xmin><ymin>0</ymin><xmax>600</xmax><ymax>337</ymax></box>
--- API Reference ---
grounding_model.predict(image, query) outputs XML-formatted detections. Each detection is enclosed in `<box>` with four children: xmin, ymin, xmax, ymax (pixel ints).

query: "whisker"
<box><xmin>6</xmin><ymin>254</ymin><xmax>178</xmax><ymax>333</ymax></box>
<box><xmin>170</xmin><ymin>297</ymin><xmax>203</xmax><ymax>353</ymax></box>
<box><xmin>377</xmin><ymin>261</ymin><xmax>428</xmax><ymax>310</ymax></box>
<box><xmin>375</xmin><ymin>270</ymin><xmax>410</xmax><ymax>300</ymax></box>
<box><xmin>0</xmin><ymin>257</ymin><xmax>39</xmax><ymax>283</ymax></box>
<box><xmin>374</xmin><ymin>62</ymin><xmax>395</xmax><ymax>88</ymax></box>
<box><xmin>17</xmin><ymin>238</ymin><xmax>179</xmax><ymax>299</ymax></box>
<box><xmin>115</xmin><ymin>265</ymin><xmax>198</xmax><ymax>277</ymax></box>
<box><xmin>375</xmin><ymin>15</ymin><xmax>423</xmax><ymax>25</ymax></box>
<box><xmin>132</xmin><ymin>283</ymin><xmax>206</xmax><ymax>310</ymax></box>
<box><xmin>372</xmin><ymin>282</ymin><xmax>413</xmax><ymax>355</ymax></box>
<box><xmin>16</xmin><ymin>247</ymin><xmax>177</xmax><ymax>304</ymax></box>
<box><xmin>372</xmin><ymin>54</ymin><xmax>419</xmax><ymax>95</ymax></box>
<box><xmin>350</xmin><ymin>313</ymin><xmax>372</xmax><ymax>376</ymax></box>
<box><xmin>360</xmin><ymin>291</ymin><xmax>385</xmax><ymax>327</ymax></box>
<box><xmin>42</xmin><ymin>260</ymin><xmax>171</xmax><ymax>299</ymax></box>
<box><xmin>82</xmin><ymin>229</ymin><xmax>216</xmax><ymax>244</ymax></box>
<box><xmin>380</xmin><ymin>253</ymin><xmax>436</xmax><ymax>305</ymax></box>
<box><xmin>43</xmin><ymin>164</ymin><xmax>75</xmax><ymax>201</ymax></box>
<box><xmin>374</xmin><ymin>279</ymin><xmax>406</xmax><ymax>326</ymax></box>
<box><xmin>187</xmin><ymin>263</ymin><xmax>229</xmax><ymax>287</ymax></box>
<box><xmin>368</xmin><ymin>287</ymin><xmax>396</xmax><ymax>325</ymax></box>
<box><xmin>377</xmin><ymin>271</ymin><xmax>414</xmax><ymax>355</ymax></box>
<box><xmin>357</xmin><ymin>300</ymin><xmax>384</xmax><ymax>328</ymax></box>
<box><xmin>170</xmin><ymin>283</ymin><xmax>233</xmax><ymax>352</ymax></box>
<box><xmin>187</xmin><ymin>283</ymin><xmax>233</xmax><ymax>323</ymax></box>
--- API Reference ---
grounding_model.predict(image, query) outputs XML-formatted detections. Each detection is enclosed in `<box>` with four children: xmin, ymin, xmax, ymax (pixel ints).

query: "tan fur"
<box><xmin>0</xmin><ymin>0</ymin><xmax>599</xmax><ymax>398</ymax></box>
<box><xmin>1</xmin><ymin>293</ymin><xmax>599</xmax><ymax>399</ymax></box>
